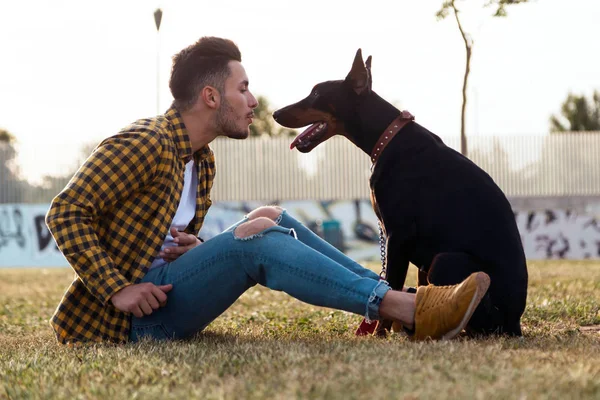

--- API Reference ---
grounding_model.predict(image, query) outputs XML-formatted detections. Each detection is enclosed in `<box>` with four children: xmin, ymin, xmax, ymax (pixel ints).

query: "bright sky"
<box><xmin>1</xmin><ymin>0</ymin><xmax>599</xmax><ymax>182</ymax></box>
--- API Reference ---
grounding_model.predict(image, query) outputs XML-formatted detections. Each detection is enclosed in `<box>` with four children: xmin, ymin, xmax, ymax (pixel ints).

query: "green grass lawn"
<box><xmin>1</xmin><ymin>261</ymin><xmax>599</xmax><ymax>399</ymax></box>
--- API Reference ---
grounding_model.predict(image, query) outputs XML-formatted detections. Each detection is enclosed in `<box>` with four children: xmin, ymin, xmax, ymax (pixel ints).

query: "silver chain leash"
<box><xmin>378</xmin><ymin>221</ymin><xmax>387</xmax><ymax>279</ymax></box>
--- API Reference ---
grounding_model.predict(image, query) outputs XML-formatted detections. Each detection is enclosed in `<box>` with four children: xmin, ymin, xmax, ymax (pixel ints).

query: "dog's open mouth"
<box><xmin>290</xmin><ymin>122</ymin><xmax>329</xmax><ymax>152</ymax></box>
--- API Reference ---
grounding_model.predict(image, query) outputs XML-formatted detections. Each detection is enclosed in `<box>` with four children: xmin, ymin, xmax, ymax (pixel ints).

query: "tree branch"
<box><xmin>451</xmin><ymin>1</ymin><xmax>473</xmax><ymax>49</ymax></box>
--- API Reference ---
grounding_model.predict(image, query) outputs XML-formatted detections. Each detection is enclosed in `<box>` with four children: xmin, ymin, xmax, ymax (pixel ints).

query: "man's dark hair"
<box><xmin>169</xmin><ymin>37</ymin><xmax>242</xmax><ymax>111</ymax></box>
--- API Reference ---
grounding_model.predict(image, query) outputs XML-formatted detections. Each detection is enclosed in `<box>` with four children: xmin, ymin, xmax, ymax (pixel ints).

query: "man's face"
<box><xmin>216</xmin><ymin>61</ymin><xmax>258</xmax><ymax>139</ymax></box>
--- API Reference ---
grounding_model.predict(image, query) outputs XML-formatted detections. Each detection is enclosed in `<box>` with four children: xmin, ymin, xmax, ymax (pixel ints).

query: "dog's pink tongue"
<box><xmin>290</xmin><ymin>123</ymin><xmax>319</xmax><ymax>149</ymax></box>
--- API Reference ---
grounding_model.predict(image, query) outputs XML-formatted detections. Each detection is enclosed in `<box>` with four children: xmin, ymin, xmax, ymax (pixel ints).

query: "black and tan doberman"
<box><xmin>273</xmin><ymin>49</ymin><xmax>528</xmax><ymax>336</ymax></box>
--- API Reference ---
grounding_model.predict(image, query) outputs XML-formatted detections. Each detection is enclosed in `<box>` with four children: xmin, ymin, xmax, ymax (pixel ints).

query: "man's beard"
<box><xmin>216</xmin><ymin>98</ymin><xmax>248</xmax><ymax>139</ymax></box>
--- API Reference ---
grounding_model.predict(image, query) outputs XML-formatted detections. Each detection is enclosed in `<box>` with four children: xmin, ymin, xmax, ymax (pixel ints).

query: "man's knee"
<box><xmin>247</xmin><ymin>206</ymin><xmax>283</xmax><ymax>221</ymax></box>
<box><xmin>234</xmin><ymin>217</ymin><xmax>276</xmax><ymax>238</ymax></box>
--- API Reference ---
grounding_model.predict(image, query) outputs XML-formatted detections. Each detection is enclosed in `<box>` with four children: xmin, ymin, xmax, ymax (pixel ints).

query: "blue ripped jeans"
<box><xmin>129</xmin><ymin>210</ymin><xmax>389</xmax><ymax>342</ymax></box>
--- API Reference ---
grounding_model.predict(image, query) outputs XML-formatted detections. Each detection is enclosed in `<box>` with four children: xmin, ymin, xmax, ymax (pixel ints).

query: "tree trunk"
<box><xmin>461</xmin><ymin>46</ymin><xmax>471</xmax><ymax>156</ymax></box>
<box><xmin>452</xmin><ymin>1</ymin><xmax>472</xmax><ymax>157</ymax></box>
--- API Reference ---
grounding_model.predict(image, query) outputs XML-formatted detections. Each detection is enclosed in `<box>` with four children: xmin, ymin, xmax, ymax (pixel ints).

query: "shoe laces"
<box><xmin>420</xmin><ymin>285</ymin><xmax>458</xmax><ymax>312</ymax></box>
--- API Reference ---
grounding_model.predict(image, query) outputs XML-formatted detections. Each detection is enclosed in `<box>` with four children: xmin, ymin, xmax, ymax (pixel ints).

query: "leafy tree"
<box><xmin>0</xmin><ymin>128</ymin><xmax>16</xmax><ymax>144</ymax></box>
<box><xmin>0</xmin><ymin>128</ymin><xmax>25</xmax><ymax>203</ymax></box>
<box><xmin>550</xmin><ymin>90</ymin><xmax>600</xmax><ymax>132</ymax></box>
<box><xmin>249</xmin><ymin>96</ymin><xmax>297</xmax><ymax>137</ymax></box>
<box><xmin>437</xmin><ymin>0</ymin><xmax>529</xmax><ymax>156</ymax></box>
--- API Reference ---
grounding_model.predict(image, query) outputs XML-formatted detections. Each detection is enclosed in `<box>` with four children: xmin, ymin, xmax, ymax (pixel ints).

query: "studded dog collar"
<box><xmin>370</xmin><ymin>110</ymin><xmax>415</xmax><ymax>164</ymax></box>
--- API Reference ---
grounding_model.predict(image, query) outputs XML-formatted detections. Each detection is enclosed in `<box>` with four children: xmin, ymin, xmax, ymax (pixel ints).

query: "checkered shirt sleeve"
<box><xmin>46</xmin><ymin>132</ymin><xmax>162</xmax><ymax>305</ymax></box>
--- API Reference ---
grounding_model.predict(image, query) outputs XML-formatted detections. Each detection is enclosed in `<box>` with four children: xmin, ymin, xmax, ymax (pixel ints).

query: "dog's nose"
<box><xmin>272</xmin><ymin>110</ymin><xmax>280</xmax><ymax>121</ymax></box>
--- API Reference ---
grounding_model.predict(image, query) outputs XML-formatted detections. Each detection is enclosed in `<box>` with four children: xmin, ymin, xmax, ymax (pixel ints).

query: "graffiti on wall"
<box><xmin>0</xmin><ymin>207</ymin><xmax>26</xmax><ymax>249</ymax></box>
<box><xmin>1</xmin><ymin>202</ymin><xmax>600</xmax><ymax>268</ymax></box>
<box><xmin>198</xmin><ymin>201</ymin><xmax>600</xmax><ymax>261</ymax></box>
<box><xmin>0</xmin><ymin>204</ymin><xmax>65</xmax><ymax>267</ymax></box>
<box><xmin>516</xmin><ymin>210</ymin><xmax>600</xmax><ymax>259</ymax></box>
<box><xmin>198</xmin><ymin>199</ymin><xmax>382</xmax><ymax>262</ymax></box>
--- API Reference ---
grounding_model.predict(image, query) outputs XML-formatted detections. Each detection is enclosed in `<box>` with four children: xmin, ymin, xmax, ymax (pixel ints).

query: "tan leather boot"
<box><xmin>413</xmin><ymin>272</ymin><xmax>490</xmax><ymax>340</ymax></box>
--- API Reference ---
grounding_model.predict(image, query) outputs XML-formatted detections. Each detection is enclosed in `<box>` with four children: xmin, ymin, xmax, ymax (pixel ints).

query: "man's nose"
<box><xmin>249</xmin><ymin>93</ymin><xmax>259</xmax><ymax>109</ymax></box>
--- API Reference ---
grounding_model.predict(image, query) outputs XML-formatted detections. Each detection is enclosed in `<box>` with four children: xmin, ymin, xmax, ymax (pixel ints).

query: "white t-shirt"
<box><xmin>149</xmin><ymin>160</ymin><xmax>197</xmax><ymax>269</ymax></box>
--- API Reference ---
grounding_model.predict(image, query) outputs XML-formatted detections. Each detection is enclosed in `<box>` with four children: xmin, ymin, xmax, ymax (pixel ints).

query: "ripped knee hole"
<box><xmin>234</xmin><ymin>217</ymin><xmax>276</xmax><ymax>238</ymax></box>
<box><xmin>246</xmin><ymin>206</ymin><xmax>283</xmax><ymax>222</ymax></box>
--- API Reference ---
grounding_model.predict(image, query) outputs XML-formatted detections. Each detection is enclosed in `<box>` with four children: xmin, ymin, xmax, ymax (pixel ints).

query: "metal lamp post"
<box><xmin>154</xmin><ymin>8</ymin><xmax>163</xmax><ymax>115</ymax></box>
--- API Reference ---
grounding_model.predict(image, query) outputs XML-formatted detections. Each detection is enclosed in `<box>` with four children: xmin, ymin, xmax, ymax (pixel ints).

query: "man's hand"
<box><xmin>110</xmin><ymin>283</ymin><xmax>173</xmax><ymax>317</ymax></box>
<box><xmin>160</xmin><ymin>227</ymin><xmax>202</xmax><ymax>262</ymax></box>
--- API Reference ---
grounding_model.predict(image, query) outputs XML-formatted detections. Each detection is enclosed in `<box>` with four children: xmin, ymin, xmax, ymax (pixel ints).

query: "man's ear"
<box><xmin>345</xmin><ymin>49</ymin><xmax>371</xmax><ymax>96</ymax></box>
<box><xmin>201</xmin><ymin>86</ymin><xmax>220</xmax><ymax>109</ymax></box>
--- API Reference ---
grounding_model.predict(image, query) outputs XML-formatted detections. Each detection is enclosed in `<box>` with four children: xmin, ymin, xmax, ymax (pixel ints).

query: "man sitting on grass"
<box><xmin>46</xmin><ymin>36</ymin><xmax>490</xmax><ymax>344</ymax></box>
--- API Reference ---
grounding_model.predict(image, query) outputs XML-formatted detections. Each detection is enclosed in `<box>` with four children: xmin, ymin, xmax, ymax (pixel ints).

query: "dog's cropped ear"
<box><xmin>346</xmin><ymin>49</ymin><xmax>371</xmax><ymax>96</ymax></box>
<box><xmin>365</xmin><ymin>55</ymin><xmax>373</xmax><ymax>89</ymax></box>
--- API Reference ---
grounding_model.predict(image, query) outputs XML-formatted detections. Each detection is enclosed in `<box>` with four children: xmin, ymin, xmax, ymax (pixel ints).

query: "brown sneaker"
<box><xmin>413</xmin><ymin>272</ymin><xmax>491</xmax><ymax>340</ymax></box>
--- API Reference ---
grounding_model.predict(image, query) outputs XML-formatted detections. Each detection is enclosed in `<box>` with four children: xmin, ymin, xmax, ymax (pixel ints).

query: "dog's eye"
<box><xmin>311</xmin><ymin>91</ymin><xmax>319</xmax><ymax>98</ymax></box>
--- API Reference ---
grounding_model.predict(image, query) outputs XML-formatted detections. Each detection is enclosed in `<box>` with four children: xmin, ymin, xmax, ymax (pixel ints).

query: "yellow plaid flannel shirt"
<box><xmin>46</xmin><ymin>106</ymin><xmax>215</xmax><ymax>343</ymax></box>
